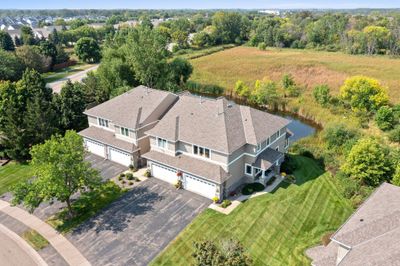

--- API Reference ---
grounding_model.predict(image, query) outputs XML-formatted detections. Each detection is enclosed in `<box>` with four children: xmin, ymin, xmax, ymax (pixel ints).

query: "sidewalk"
<box><xmin>0</xmin><ymin>200</ymin><xmax>91</xmax><ymax>266</ymax></box>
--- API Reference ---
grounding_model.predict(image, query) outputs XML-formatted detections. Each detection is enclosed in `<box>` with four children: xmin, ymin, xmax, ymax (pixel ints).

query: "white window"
<box><xmin>120</xmin><ymin>127</ymin><xmax>129</xmax><ymax>136</ymax></box>
<box><xmin>157</xmin><ymin>137</ymin><xmax>167</xmax><ymax>149</ymax></box>
<box><xmin>277</xmin><ymin>130</ymin><xmax>281</xmax><ymax>137</ymax></box>
<box><xmin>245</xmin><ymin>164</ymin><xmax>253</xmax><ymax>176</ymax></box>
<box><xmin>98</xmin><ymin>118</ymin><xmax>109</xmax><ymax>128</ymax></box>
<box><xmin>256</xmin><ymin>143</ymin><xmax>262</xmax><ymax>152</ymax></box>
<box><xmin>285</xmin><ymin>138</ymin><xmax>289</xmax><ymax>148</ymax></box>
<box><xmin>193</xmin><ymin>145</ymin><xmax>210</xmax><ymax>159</ymax></box>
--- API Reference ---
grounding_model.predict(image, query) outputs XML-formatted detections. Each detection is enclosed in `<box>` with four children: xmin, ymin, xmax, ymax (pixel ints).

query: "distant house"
<box><xmin>80</xmin><ymin>86</ymin><xmax>291</xmax><ymax>200</ymax></box>
<box><xmin>306</xmin><ymin>182</ymin><xmax>400</xmax><ymax>265</ymax></box>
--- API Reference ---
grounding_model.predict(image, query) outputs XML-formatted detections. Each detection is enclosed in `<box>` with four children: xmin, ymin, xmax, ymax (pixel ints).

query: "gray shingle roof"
<box><xmin>306</xmin><ymin>183</ymin><xmax>400</xmax><ymax>266</ymax></box>
<box><xmin>146</xmin><ymin>93</ymin><xmax>290</xmax><ymax>154</ymax></box>
<box><xmin>79</xmin><ymin>126</ymin><xmax>137</xmax><ymax>153</ymax></box>
<box><xmin>252</xmin><ymin>148</ymin><xmax>284</xmax><ymax>169</ymax></box>
<box><xmin>142</xmin><ymin>150</ymin><xmax>229</xmax><ymax>184</ymax></box>
<box><xmin>84</xmin><ymin>86</ymin><xmax>178</xmax><ymax>129</ymax></box>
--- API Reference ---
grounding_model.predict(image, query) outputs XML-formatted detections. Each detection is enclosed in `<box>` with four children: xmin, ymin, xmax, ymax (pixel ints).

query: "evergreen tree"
<box><xmin>0</xmin><ymin>30</ymin><xmax>15</xmax><ymax>51</ymax></box>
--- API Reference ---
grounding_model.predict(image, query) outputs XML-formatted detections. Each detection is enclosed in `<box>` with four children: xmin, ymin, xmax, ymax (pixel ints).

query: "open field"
<box><xmin>190</xmin><ymin>46</ymin><xmax>400</xmax><ymax>103</ymax></box>
<box><xmin>0</xmin><ymin>162</ymin><xmax>33</xmax><ymax>195</ymax></box>
<box><xmin>151</xmin><ymin>156</ymin><xmax>353</xmax><ymax>266</ymax></box>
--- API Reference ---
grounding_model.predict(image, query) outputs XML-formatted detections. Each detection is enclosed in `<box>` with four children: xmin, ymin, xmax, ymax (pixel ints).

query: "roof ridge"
<box><xmin>218</xmin><ymin>98</ymin><xmax>230</xmax><ymax>152</ymax></box>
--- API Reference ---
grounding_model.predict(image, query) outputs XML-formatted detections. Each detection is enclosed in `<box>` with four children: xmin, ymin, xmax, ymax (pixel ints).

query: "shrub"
<box><xmin>323</xmin><ymin>124</ymin><xmax>359</xmax><ymax>150</ymax></box>
<box><xmin>118</xmin><ymin>176</ymin><xmax>123</xmax><ymax>181</ymax></box>
<box><xmin>280</xmin><ymin>155</ymin><xmax>297</xmax><ymax>174</ymax></box>
<box><xmin>266</xmin><ymin>176</ymin><xmax>277</xmax><ymax>186</ymax></box>
<box><xmin>287</xmin><ymin>85</ymin><xmax>301</xmax><ymax>97</ymax></box>
<box><xmin>144</xmin><ymin>169</ymin><xmax>151</xmax><ymax>177</ymax></box>
<box><xmin>128</xmin><ymin>164</ymin><xmax>137</xmax><ymax>172</ymax></box>
<box><xmin>121</xmin><ymin>180</ymin><xmax>126</xmax><ymax>184</ymax></box>
<box><xmin>212</xmin><ymin>197</ymin><xmax>219</xmax><ymax>203</ymax></box>
<box><xmin>241</xmin><ymin>183</ymin><xmax>265</xmax><ymax>195</ymax></box>
<box><xmin>300</xmin><ymin>150</ymin><xmax>314</xmax><ymax>159</ymax></box>
<box><xmin>313</xmin><ymin>84</ymin><xmax>331</xmax><ymax>106</ymax></box>
<box><xmin>258</xmin><ymin>42</ymin><xmax>266</xmax><ymax>50</ymax></box>
<box><xmin>128</xmin><ymin>181</ymin><xmax>133</xmax><ymax>186</ymax></box>
<box><xmin>175</xmin><ymin>180</ymin><xmax>183</xmax><ymax>189</ymax></box>
<box><xmin>221</xmin><ymin>200</ymin><xmax>232</xmax><ymax>208</ymax></box>
<box><xmin>126</xmin><ymin>173</ymin><xmax>134</xmax><ymax>180</ymax></box>
<box><xmin>375</xmin><ymin>106</ymin><xmax>395</xmax><ymax>131</ymax></box>
<box><xmin>119</xmin><ymin>173</ymin><xmax>125</xmax><ymax>178</ymax></box>
<box><xmin>388</xmin><ymin>126</ymin><xmax>400</xmax><ymax>143</ymax></box>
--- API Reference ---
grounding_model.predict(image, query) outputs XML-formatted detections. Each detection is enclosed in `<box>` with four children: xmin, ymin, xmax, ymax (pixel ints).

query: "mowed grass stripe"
<box><xmin>0</xmin><ymin>162</ymin><xmax>34</xmax><ymax>195</ymax></box>
<box><xmin>151</xmin><ymin>156</ymin><xmax>352</xmax><ymax>265</ymax></box>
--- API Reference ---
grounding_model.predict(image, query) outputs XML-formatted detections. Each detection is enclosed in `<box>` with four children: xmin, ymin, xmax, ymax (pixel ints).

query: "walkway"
<box><xmin>0</xmin><ymin>200</ymin><xmax>91</xmax><ymax>266</ymax></box>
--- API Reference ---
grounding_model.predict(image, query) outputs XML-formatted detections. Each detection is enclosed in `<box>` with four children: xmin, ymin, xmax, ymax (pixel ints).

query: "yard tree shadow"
<box><xmin>71</xmin><ymin>184</ymin><xmax>164</xmax><ymax>235</ymax></box>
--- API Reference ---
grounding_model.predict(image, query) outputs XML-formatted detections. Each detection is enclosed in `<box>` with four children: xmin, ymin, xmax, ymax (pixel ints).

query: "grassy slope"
<box><xmin>0</xmin><ymin>162</ymin><xmax>33</xmax><ymax>195</ymax></box>
<box><xmin>151</xmin><ymin>156</ymin><xmax>353</xmax><ymax>266</ymax></box>
<box><xmin>190</xmin><ymin>46</ymin><xmax>400</xmax><ymax>126</ymax></box>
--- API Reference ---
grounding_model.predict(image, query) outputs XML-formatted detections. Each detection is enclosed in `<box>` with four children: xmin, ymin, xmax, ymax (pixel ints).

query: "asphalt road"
<box><xmin>46</xmin><ymin>64</ymin><xmax>99</xmax><ymax>93</ymax></box>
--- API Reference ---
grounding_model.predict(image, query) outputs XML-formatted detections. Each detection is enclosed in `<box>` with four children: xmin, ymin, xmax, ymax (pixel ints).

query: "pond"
<box><xmin>283</xmin><ymin>115</ymin><xmax>318</xmax><ymax>142</ymax></box>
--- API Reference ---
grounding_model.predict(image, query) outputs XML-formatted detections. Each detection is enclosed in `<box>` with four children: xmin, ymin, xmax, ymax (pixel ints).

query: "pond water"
<box><xmin>283</xmin><ymin>115</ymin><xmax>318</xmax><ymax>142</ymax></box>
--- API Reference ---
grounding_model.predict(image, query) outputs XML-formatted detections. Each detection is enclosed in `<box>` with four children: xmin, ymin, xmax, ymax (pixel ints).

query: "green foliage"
<box><xmin>342</xmin><ymin>138</ymin><xmax>394</xmax><ymax>187</ymax></box>
<box><xmin>192</xmin><ymin>239</ymin><xmax>252</xmax><ymax>266</ymax></box>
<box><xmin>250</xmin><ymin>79</ymin><xmax>282</xmax><ymax>108</ymax></box>
<box><xmin>392</xmin><ymin>165</ymin><xmax>400</xmax><ymax>187</ymax></box>
<box><xmin>20</xmin><ymin>26</ymin><xmax>35</xmax><ymax>45</ymax></box>
<box><xmin>280</xmin><ymin>155</ymin><xmax>297</xmax><ymax>174</ymax></box>
<box><xmin>192</xmin><ymin>31</ymin><xmax>212</xmax><ymax>48</ymax></box>
<box><xmin>11</xmin><ymin>131</ymin><xmax>101</xmax><ymax>217</ymax></box>
<box><xmin>313</xmin><ymin>84</ymin><xmax>331</xmax><ymax>106</ymax></box>
<box><xmin>16</xmin><ymin>45</ymin><xmax>52</xmax><ymax>73</ymax></box>
<box><xmin>282</xmin><ymin>73</ymin><xmax>295</xmax><ymax>90</ymax></box>
<box><xmin>212</xmin><ymin>12</ymin><xmax>247</xmax><ymax>44</ymax></box>
<box><xmin>221</xmin><ymin>200</ymin><xmax>232</xmax><ymax>208</ymax></box>
<box><xmin>0</xmin><ymin>30</ymin><xmax>15</xmax><ymax>51</ymax></box>
<box><xmin>168</xmin><ymin>57</ymin><xmax>193</xmax><ymax>88</ymax></box>
<box><xmin>55</xmin><ymin>80</ymin><xmax>87</xmax><ymax>132</ymax></box>
<box><xmin>322</xmin><ymin>124</ymin><xmax>360</xmax><ymax>151</ymax></box>
<box><xmin>241</xmin><ymin>183</ymin><xmax>265</xmax><ymax>195</ymax></box>
<box><xmin>0</xmin><ymin>50</ymin><xmax>24</xmax><ymax>81</ymax></box>
<box><xmin>74</xmin><ymin>37</ymin><xmax>101</xmax><ymax>63</ymax></box>
<box><xmin>257</xmin><ymin>42</ymin><xmax>266</xmax><ymax>50</ymax></box>
<box><xmin>340</xmin><ymin>76</ymin><xmax>389</xmax><ymax>112</ymax></box>
<box><xmin>375</xmin><ymin>106</ymin><xmax>395</xmax><ymax>131</ymax></box>
<box><xmin>38</xmin><ymin>40</ymin><xmax>57</xmax><ymax>65</ymax></box>
<box><xmin>388</xmin><ymin>126</ymin><xmax>400</xmax><ymax>143</ymax></box>
<box><xmin>234</xmin><ymin>80</ymin><xmax>250</xmax><ymax>98</ymax></box>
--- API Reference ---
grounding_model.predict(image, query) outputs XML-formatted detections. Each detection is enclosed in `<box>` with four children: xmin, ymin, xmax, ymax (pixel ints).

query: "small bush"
<box><xmin>266</xmin><ymin>176</ymin><xmax>277</xmax><ymax>186</ymax></box>
<box><xmin>126</xmin><ymin>173</ymin><xmax>134</xmax><ymax>180</ymax></box>
<box><xmin>118</xmin><ymin>176</ymin><xmax>123</xmax><ymax>181</ymax></box>
<box><xmin>323</xmin><ymin>124</ymin><xmax>359</xmax><ymax>150</ymax></box>
<box><xmin>375</xmin><ymin>106</ymin><xmax>395</xmax><ymax>131</ymax></box>
<box><xmin>121</xmin><ymin>180</ymin><xmax>126</xmax><ymax>184</ymax></box>
<box><xmin>128</xmin><ymin>181</ymin><xmax>133</xmax><ymax>186</ymax></box>
<box><xmin>313</xmin><ymin>84</ymin><xmax>331</xmax><ymax>106</ymax></box>
<box><xmin>241</xmin><ymin>183</ymin><xmax>265</xmax><ymax>195</ymax></box>
<box><xmin>129</xmin><ymin>164</ymin><xmax>137</xmax><ymax>172</ymax></box>
<box><xmin>175</xmin><ymin>180</ymin><xmax>183</xmax><ymax>189</ymax></box>
<box><xmin>287</xmin><ymin>85</ymin><xmax>301</xmax><ymax>97</ymax></box>
<box><xmin>281</xmin><ymin>155</ymin><xmax>297</xmax><ymax>174</ymax></box>
<box><xmin>119</xmin><ymin>173</ymin><xmax>125</xmax><ymax>178</ymax></box>
<box><xmin>258</xmin><ymin>42</ymin><xmax>266</xmax><ymax>50</ymax></box>
<box><xmin>300</xmin><ymin>150</ymin><xmax>314</xmax><ymax>159</ymax></box>
<box><xmin>144</xmin><ymin>169</ymin><xmax>151</xmax><ymax>177</ymax></box>
<box><xmin>212</xmin><ymin>197</ymin><xmax>219</xmax><ymax>203</ymax></box>
<box><xmin>388</xmin><ymin>126</ymin><xmax>400</xmax><ymax>143</ymax></box>
<box><xmin>221</xmin><ymin>200</ymin><xmax>232</xmax><ymax>208</ymax></box>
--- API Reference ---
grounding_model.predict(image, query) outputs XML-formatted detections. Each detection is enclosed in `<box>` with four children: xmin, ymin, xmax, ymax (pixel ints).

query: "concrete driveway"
<box><xmin>85</xmin><ymin>154</ymin><xmax>127</xmax><ymax>181</ymax></box>
<box><xmin>67</xmin><ymin>178</ymin><xmax>210</xmax><ymax>266</ymax></box>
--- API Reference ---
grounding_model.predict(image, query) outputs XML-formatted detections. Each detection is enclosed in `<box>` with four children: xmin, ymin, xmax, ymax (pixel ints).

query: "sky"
<box><xmin>2</xmin><ymin>0</ymin><xmax>400</xmax><ymax>10</ymax></box>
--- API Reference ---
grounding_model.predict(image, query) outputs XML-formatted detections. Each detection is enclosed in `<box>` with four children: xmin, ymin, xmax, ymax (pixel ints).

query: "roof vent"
<box><xmin>360</xmin><ymin>219</ymin><xmax>364</xmax><ymax>222</ymax></box>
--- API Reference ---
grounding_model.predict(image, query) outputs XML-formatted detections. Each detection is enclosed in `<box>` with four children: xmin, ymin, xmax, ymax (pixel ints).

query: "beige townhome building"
<box><xmin>80</xmin><ymin>86</ymin><xmax>291</xmax><ymax>200</ymax></box>
<box><xmin>79</xmin><ymin>86</ymin><xmax>178</xmax><ymax>167</ymax></box>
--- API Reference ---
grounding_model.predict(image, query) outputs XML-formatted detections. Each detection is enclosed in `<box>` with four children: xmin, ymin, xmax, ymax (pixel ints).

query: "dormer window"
<box><xmin>99</xmin><ymin>118</ymin><xmax>109</xmax><ymax>128</ymax></box>
<box><xmin>121</xmin><ymin>127</ymin><xmax>129</xmax><ymax>136</ymax></box>
<box><xmin>193</xmin><ymin>145</ymin><xmax>210</xmax><ymax>159</ymax></box>
<box><xmin>157</xmin><ymin>137</ymin><xmax>167</xmax><ymax>149</ymax></box>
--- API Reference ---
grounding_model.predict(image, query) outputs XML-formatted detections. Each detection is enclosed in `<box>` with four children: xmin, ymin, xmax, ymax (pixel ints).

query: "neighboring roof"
<box><xmin>79</xmin><ymin>126</ymin><xmax>137</xmax><ymax>153</ymax></box>
<box><xmin>142</xmin><ymin>150</ymin><xmax>229</xmax><ymax>184</ymax></box>
<box><xmin>146</xmin><ymin>93</ymin><xmax>290</xmax><ymax>154</ymax></box>
<box><xmin>84</xmin><ymin>86</ymin><xmax>178</xmax><ymax>130</ymax></box>
<box><xmin>252</xmin><ymin>148</ymin><xmax>284</xmax><ymax>169</ymax></box>
<box><xmin>307</xmin><ymin>183</ymin><xmax>400</xmax><ymax>266</ymax></box>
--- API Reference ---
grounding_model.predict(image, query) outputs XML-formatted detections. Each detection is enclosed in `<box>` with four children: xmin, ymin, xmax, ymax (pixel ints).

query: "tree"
<box><xmin>342</xmin><ymin>138</ymin><xmax>394</xmax><ymax>186</ymax></box>
<box><xmin>0</xmin><ymin>49</ymin><xmax>24</xmax><ymax>81</ymax></box>
<box><xmin>81</xmin><ymin>71</ymin><xmax>109</xmax><ymax>104</ymax></box>
<box><xmin>55</xmin><ymin>81</ymin><xmax>87</xmax><ymax>132</ymax></box>
<box><xmin>340</xmin><ymin>76</ymin><xmax>389</xmax><ymax>112</ymax></box>
<box><xmin>313</xmin><ymin>85</ymin><xmax>331</xmax><ymax>106</ymax></box>
<box><xmin>212</xmin><ymin>12</ymin><xmax>243</xmax><ymax>44</ymax></box>
<box><xmin>12</xmin><ymin>131</ymin><xmax>101</xmax><ymax>217</ymax></box>
<box><xmin>48</xmin><ymin>28</ymin><xmax>60</xmax><ymax>45</ymax></box>
<box><xmin>192</xmin><ymin>239</ymin><xmax>252</xmax><ymax>266</ymax></box>
<box><xmin>323</xmin><ymin>124</ymin><xmax>359</xmax><ymax>150</ymax></box>
<box><xmin>0</xmin><ymin>30</ymin><xmax>15</xmax><ymax>51</ymax></box>
<box><xmin>168</xmin><ymin>57</ymin><xmax>193</xmax><ymax>88</ymax></box>
<box><xmin>363</xmin><ymin>26</ymin><xmax>390</xmax><ymax>55</ymax></box>
<box><xmin>74</xmin><ymin>37</ymin><xmax>101</xmax><ymax>63</ymax></box>
<box><xmin>171</xmin><ymin>30</ymin><xmax>188</xmax><ymax>48</ymax></box>
<box><xmin>126</xmin><ymin>26</ymin><xmax>169</xmax><ymax>88</ymax></box>
<box><xmin>192</xmin><ymin>31</ymin><xmax>211</xmax><ymax>48</ymax></box>
<box><xmin>16</xmin><ymin>45</ymin><xmax>52</xmax><ymax>73</ymax></box>
<box><xmin>38</xmin><ymin>40</ymin><xmax>57</xmax><ymax>65</ymax></box>
<box><xmin>375</xmin><ymin>106</ymin><xmax>395</xmax><ymax>131</ymax></box>
<box><xmin>282</xmin><ymin>73</ymin><xmax>295</xmax><ymax>90</ymax></box>
<box><xmin>250</xmin><ymin>79</ymin><xmax>281</xmax><ymax>109</ymax></box>
<box><xmin>20</xmin><ymin>25</ymin><xmax>35</xmax><ymax>45</ymax></box>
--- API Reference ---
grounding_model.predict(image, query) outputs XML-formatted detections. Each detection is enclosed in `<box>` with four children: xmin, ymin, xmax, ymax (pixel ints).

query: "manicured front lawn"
<box><xmin>151</xmin><ymin>155</ymin><xmax>353</xmax><ymax>265</ymax></box>
<box><xmin>0</xmin><ymin>162</ymin><xmax>34</xmax><ymax>195</ymax></box>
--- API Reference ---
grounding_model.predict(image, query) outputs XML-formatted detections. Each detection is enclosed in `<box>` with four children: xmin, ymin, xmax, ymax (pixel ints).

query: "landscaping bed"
<box><xmin>241</xmin><ymin>182</ymin><xmax>265</xmax><ymax>195</ymax></box>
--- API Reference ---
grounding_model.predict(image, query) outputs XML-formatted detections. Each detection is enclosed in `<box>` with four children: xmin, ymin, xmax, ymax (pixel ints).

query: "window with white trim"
<box><xmin>245</xmin><ymin>164</ymin><xmax>253</xmax><ymax>175</ymax></box>
<box><xmin>120</xmin><ymin>127</ymin><xmax>129</xmax><ymax>136</ymax></box>
<box><xmin>285</xmin><ymin>138</ymin><xmax>289</xmax><ymax>148</ymax></box>
<box><xmin>193</xmin><ymin>145</ymin><xmax>210</xmax><ymax>159</ymax></box>
<box><xmin>157</xmin><ymin>137</ymin><xmax>167</xmax><ymax>149</ymax></box>
<box><xmin>98</xmin><ymin>118</ymin><xmax>109</xmax><ymax>128</ymax></box>
<box><xmin>256</xmin><ymin>143</ymin><xmax>262</xmax><ymax>152</ymax></box>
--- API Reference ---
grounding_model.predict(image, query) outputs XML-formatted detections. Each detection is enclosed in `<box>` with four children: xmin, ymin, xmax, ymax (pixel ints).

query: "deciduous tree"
<box><xmin>74</xmin><ymin>37</ymin><xmax>101</xmax><ymax>63</ymax></box>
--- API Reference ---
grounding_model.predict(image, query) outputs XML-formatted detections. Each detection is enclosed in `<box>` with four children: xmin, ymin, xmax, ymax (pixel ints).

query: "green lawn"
<box><xmin>0</xmin><ymin>162</ymin><xmax>34</xmax><ymax>195</ymax></box>
<box><xmin>151</xmin><ymin>156</ymin><xmax>353</xmax><ymax>266</ymax></box>
<box><xmin>21</xmin><ymin>229</ymin><xmax>49</xmax><ymax>250</ymax></box>
<box><xmin>42</xmin><ymin>63</ymin><xmax>93</xmax><ymax>83</ymax></box>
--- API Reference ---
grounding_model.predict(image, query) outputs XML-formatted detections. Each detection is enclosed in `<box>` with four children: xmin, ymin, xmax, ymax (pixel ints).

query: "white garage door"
<box><xmin>109</xmin><ymin>147</ymin><xmax>132</xmax><ymax>166</ymax></box>
<box><xmin>151</xmin><ymin>164</ymin><xmax>178</xmax><ymax>184</ymax></box>
<box><xmin>85</xmin><ymin>139</ymin><xmax>105</xmax><ymax>157</ymax></box>
<box><xmin>184</xmin><ymin>174</ymin><xmax>217</xmax><ymax>199</ymax></box>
